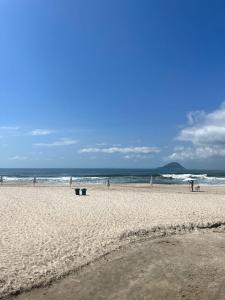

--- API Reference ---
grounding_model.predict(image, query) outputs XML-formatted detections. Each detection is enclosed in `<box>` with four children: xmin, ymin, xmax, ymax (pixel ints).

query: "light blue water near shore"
<box><xmin>1</xmin><ymin>168</ymin><xmax>225</xmax><ymax>185</ymax></box>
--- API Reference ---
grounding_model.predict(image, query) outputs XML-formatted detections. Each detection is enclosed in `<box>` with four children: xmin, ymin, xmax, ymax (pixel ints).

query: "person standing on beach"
<box><xmin>33</xmin><ymin>176</ymin><xmax>37</xmax><ymax>186</ymax></box>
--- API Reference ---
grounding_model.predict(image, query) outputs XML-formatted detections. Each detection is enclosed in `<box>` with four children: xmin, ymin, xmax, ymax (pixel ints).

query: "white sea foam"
<box><xmin>3</xmin><ymin>174</ymin><xmax>225</xmax><ymax>185</ymax></box>
<box><xmin>3</xmin><ymin>176</ymin><xmax>34</xmax><ymax>182</ymax></box>
<box><xmin>2</xmin><ymin>176</ymin><xmax>108</xmax><ymax>184</ymax></box>
<box><xmin>72</xmin><ymin>176</ymin><xmax>108</xmax><ymax>183</ymax></box>
<box><xmin>201</xmin><ymin>176</ymin><xmax>225</xmax><ymax>185</ymax></box>
<box><xmin>36</xmin><ymin>176</ymin><xmax>71</xmax><ymax>182</ymax></box>
<box><xmin>161</xmin><ymin>174</ymin><xmax>208</xmax><ymax>180</ymax></box>
<box><xmin>161</xmin><ymin>173</ymin><xmax>225</xmax><ymax>185</ymax></box>
<box><xmin>161</xmin><ymin>174</ymin><xmax>193</xmax><ymax>179</ymax></box>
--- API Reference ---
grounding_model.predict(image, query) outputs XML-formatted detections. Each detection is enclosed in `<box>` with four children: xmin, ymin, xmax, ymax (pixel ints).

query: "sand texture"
<box><xmin>1</xmin><ymin>185</ymin><xmax>225</xmax><ymax>298</ymax></box>
<box><xmin>13</xmin><ymin>230</ymin><xmax>225</xmax><ymax>300</ymax></box>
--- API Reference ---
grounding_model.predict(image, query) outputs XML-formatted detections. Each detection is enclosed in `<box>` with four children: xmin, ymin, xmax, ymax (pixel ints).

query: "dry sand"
<box><xmin>1</xmin><ymin>184</ymin><xmax>225</xmax><ymax>298</ymax></box>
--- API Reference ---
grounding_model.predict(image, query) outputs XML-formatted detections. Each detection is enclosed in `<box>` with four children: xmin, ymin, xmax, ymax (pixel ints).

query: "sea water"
<box><xmin>1</xmin><ymin>168</ymin><xmax>225</xmax><ymax>185</ymax></box>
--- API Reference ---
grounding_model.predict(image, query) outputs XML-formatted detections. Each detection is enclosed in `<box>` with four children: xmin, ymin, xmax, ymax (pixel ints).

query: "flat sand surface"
<box><xmin>13</xmin><ymin>230</ymin><xmax>225</xmax><ymax>300</ymax></box>
<box><xmin>1</xmin><ymin>184</ymin><xmax>225</xmax><ymax>298</ymax></box>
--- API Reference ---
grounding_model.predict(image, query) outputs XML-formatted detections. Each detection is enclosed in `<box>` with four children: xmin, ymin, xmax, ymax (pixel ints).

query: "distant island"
<box><xmin>156</xmin><ymin>162</ymin><xmax>186</xmax><ymax>173</ymax></box>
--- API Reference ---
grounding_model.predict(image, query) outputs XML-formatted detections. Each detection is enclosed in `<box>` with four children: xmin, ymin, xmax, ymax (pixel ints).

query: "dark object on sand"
<box><xmin>75</xmin><ymin>188</ymin><xmax>80</xmax><ymax>195</ymax></box>
<box><xmin>75</xmin><ymin>188</ymin><xmax>87</xmax><ymax>196</ymax></box>
<box><xmin>0</xmin><ymin>176</ymin><xmax>3</xmax><ymax>185</ymax></box>
<box><xmin>81</xmin><ymin>188</ymin><xmax>87</xmax><ymax>196</ymax></box>
<box><xmin>33</xmin><ymin>176</ymin><xmax>37</xmax><ymax>186</ymax></box>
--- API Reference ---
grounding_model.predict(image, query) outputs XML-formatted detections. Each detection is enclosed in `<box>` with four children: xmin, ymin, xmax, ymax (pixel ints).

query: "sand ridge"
<box><xmin>1</xmin><ymin>185</ymin><xmax>225</xmax><ymax>298</ymax></box>
<box><xmin>13</xmin><ymin>230</ymin><xmax>225</xmax><ymax>300</ymax></box>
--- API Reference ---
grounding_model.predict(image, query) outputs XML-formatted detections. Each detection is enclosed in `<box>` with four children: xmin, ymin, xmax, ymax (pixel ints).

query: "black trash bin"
<box><xmin>75</xmin><ymin>188</ymin><xmax>80</xmax><ymax>195</ymax></box>
<box><xmin>81</xmin><ymin>188</ymin><xmax>87</xmax><ymax>196</ymax></box>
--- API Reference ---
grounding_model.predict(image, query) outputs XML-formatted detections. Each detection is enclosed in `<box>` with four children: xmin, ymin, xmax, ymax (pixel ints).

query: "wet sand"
<box><xmin>1</xmin><ymin>184</ymin><xmax>225</xmax><ymax>299</ymax></box>
<box><xmin>11</xmin><ymin>229</ymin><xmax>225</xmax><ymax>300</ymax></box>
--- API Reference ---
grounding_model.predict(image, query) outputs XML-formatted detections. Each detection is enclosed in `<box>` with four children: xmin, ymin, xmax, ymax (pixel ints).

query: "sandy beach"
<box><xmin>1</xmin><ymin>184</ymin><xmax>225</xmax><ymax>299</ymax></box>
<box><xmin>12</xmin><ymin>229</ymin><xmax>225</xmax><ymax>300</ymax></box>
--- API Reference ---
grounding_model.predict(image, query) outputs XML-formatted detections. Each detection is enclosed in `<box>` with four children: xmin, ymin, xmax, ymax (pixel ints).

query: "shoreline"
<box><xmin>2</xmin><ymin>183</ymin><xmax>225</xmax><ymax>195</ymax></box>
<box><xmin>2</xmin><ymin>180</ymin><xmax>225</xmax><ymax>187</ymax></box>
<box><xmin>1</xmin><ymin>185</ymin><xmax>225</xmax><ymax>298</ymax></box>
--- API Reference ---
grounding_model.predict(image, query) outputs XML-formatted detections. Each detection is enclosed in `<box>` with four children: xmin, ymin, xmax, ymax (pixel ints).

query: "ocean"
<box><xmin>1</xmin><ymin>168</ymin><xmax>225</xmax><ymax>185</ymax></box>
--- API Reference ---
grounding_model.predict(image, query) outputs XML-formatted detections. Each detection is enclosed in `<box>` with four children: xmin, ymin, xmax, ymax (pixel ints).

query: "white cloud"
<box><xmin>186</xmin><ymin>111</ymin><xmax>205</xmax><ymax>125</ymax></box>
<box><xmin>9</xmin><ymin>156</ymin><xmax>28</xmax><ymax>160</ymax></box>
<box><xmin>0</xmin><ymin>126</ymin><xmax>20</xmax><ymax>130</ymax></box>
<box><xmin>124</xmin><ymin>154</ymin><xmax>153</xmax><ymax>160</ymax></box>
<box><xmin>80</xmin><ymin>146</ymin><xmax>160</xmax><ymax>154</ymax></box>
<box><xmin>95</xmin><ymin>143</ymin><xmax>107</xmax><ymax>146</ymax></box>
<box><xmin>95</xmin><ymin>143</ymin><xmax>122</xmax><ymax>147</ymax></box>
<box><xmin>178</xmin><ymin>102</ymin><xmax>225</xmax><ymax>145</ymax></box>
<box><xmin>169</xmin><ymin>102</ymin><xmax>225</xmax><ymax>160</ymax></box>
<box><xmin>30</xmin><ymin>129</ymin><xmax>54</xmax><ymax>136</ymax></box>
<box><xmin>168</xmin><ymin>146</ymin><xmax>225</xmax><ymax>161</ymax></box>
<box><xmin>33</xmin><ymin>138</ymin><xmax>79</xmax><ymax>147</ymax></box>
<box><xmin>178</xmin><ymin>125</ymin><xmax>225</xmax><ymax>145</ymax></box>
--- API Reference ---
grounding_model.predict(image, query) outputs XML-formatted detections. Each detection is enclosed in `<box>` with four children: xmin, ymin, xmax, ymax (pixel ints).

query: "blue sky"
<box><xmin>1</xmin><ymin>0</ymin><xmax>225</xmax><ymax>168</ymax></box>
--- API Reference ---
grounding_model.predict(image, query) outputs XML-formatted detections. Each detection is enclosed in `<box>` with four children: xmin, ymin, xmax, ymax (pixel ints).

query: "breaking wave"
<box><xmin>1</xmin><ymin>169</ymin><xmax>225</xmax><ymax>185</ymax></box>
<box><xmin>160</xmin><ymin>173</ymin><xmax>225</xmax><ymax>185</ymax></box>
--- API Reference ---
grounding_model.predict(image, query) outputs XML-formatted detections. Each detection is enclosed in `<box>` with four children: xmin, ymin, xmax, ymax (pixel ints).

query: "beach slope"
<box><xmin>1</xmin><ymin>185</ymin><xmax>225</xmax><ymax>298</ymax></box>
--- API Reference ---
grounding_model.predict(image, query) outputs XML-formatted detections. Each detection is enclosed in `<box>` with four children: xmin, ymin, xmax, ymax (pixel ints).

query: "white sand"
<box><xmin>1</xmin><ymin>185</ymin><xmax>225</xmax><ymax>298</ymax></box>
